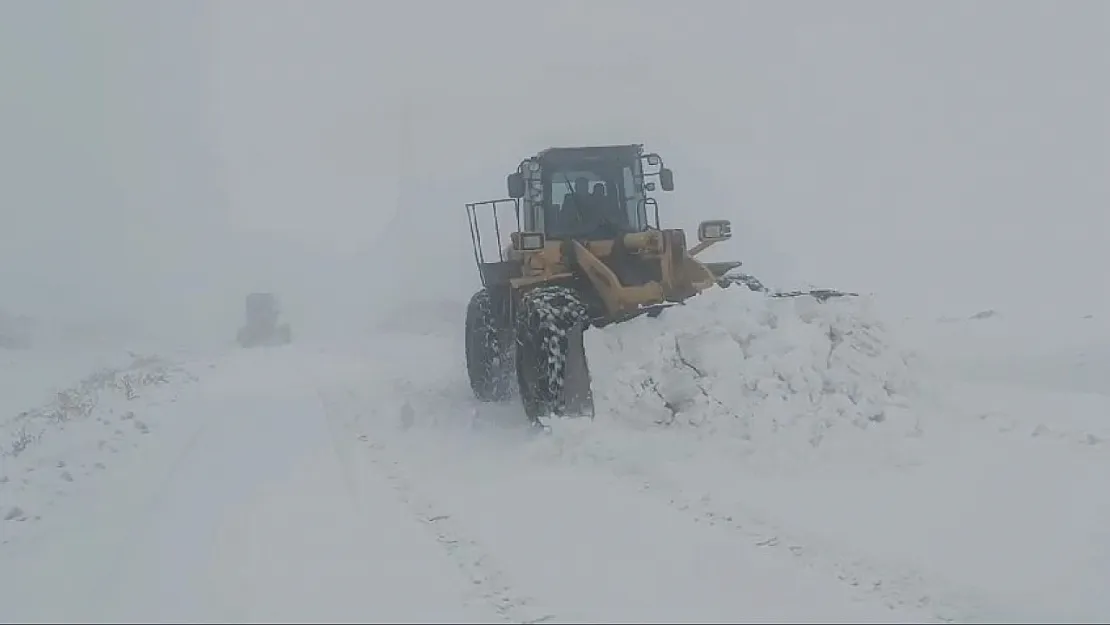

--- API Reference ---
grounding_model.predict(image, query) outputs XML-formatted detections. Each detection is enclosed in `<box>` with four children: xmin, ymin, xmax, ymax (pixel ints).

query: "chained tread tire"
<box><xmin>465</xmin><ymin>289</ymin><xmax>512</xmax><ymax>402</ymax></box>
<box><xmin>514</xmin><ymin>285</ymin><xmax>590</xmax><ymax>422</ymax></box>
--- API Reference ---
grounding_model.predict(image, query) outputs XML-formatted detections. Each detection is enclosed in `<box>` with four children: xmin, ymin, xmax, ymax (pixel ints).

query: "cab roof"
<box><xmin>534</xmin><ymin>144</ymin><xmax>644</xmax><ymax>164</ymax></box>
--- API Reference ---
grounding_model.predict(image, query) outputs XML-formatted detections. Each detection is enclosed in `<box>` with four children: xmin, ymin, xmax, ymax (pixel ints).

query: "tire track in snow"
<box><xmin>317</xmin><ymin>388</ymin><xmax>557</xmax><ymax>625</ymax></box>
<box><xmin>337</xmin><ymin>378</ymin><xmax>966</xmax><ymax>622</ymax></box>
<box><xmin>1</xmin><ymin>378</ymin><xmax>219</xmax><ymax>622</ymax></box>
<box><xmin>637</xmin><ymin>477</ymin><xmax>984</xmax><ymax>623</ymax></box>
<box><xmin>336</xmin><ymin>338</ymin><xmax>976</xmax><ymax>620</ymax></box>
<box><xmin>102</xmin><ymin>412</ymin><xmax>213</xmax><ymax>583</ymax></box>
<box><xmin>334</xmin><ymin>331</ymin><xmax>997</xmax><ymax>620</ymax></box>
<box><xmin>545</xmin><ymin>429</ymin><xmax>1020</xmax><ymax>624</ymax></box>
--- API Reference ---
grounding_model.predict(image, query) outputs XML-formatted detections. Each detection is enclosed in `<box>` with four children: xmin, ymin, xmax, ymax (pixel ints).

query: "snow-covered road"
<box><xmin>0</xmin><ymin>344</ymin><xmax>923</xmax><ymax>622</ymax></box>
<box><xmin>1</xmin><ymin>289</ymin><xmax>1108</xmax><ymax>622</ymax></box>
<box><xmin>0</xmin><ymin>349</ymin><xmax>497</xmax><ymax>622</ymax></box>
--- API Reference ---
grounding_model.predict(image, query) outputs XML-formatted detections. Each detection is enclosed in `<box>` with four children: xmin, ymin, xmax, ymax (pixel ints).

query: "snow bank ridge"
<box><xmin>1</xmin><ymin>355</ymin><xmax>196</xmax><ymax>525</ymax></box>
<box><xmin>2</xmin><ymin>355</ymin><xmax>186</xmax><ymax>458</ymax></box>
<box><xmin>586</xmin><ymin>286</ymin><xmax>923</xmax><ymax>448</ymax></box>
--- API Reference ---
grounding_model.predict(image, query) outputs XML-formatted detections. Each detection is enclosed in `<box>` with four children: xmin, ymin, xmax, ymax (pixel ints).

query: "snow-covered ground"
<box><xmin>0</xmin><ymin>352</ymin><xmax>202</xmax><ymax>535</ymax></box>
<box><xmin>1</xmin><ymin>286</ymin><xmax>1108</xmax><ymax>622</ymax></box>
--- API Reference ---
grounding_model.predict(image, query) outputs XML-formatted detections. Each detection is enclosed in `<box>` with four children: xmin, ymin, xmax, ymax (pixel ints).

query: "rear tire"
<box><xmin>514</xmin><ymin>285</ymin><xmax>592</xmax><ymax>423</ymax></box>
<box><xmin>465</xmin><ymin>289</ymin><xmax>512</xmax><ymax>402</ymax></box>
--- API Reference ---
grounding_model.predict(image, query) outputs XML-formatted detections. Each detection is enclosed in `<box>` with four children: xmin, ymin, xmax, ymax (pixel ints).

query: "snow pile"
<box><xmin>0</xmin><ymin>355</ymin><xmax>197</xmax><ymax>528</ymax></box>
<box><xmin>584</xmin><ymin>286</ymin><xmax>924</xmax><ymax>460</ymax></box>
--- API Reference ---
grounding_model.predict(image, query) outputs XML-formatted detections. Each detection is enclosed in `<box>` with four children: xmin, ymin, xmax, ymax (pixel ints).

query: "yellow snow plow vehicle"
<box><xmin>463</xmin><ymin>144</ymin><xmax>853</xmax><ymax>424</ymax></box>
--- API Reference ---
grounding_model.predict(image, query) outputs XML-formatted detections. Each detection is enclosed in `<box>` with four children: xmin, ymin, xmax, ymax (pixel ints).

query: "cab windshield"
<box><xmin>540</xmin><ymin>158</ymin><xmax>649</xmax><ymax>239</ymax></box>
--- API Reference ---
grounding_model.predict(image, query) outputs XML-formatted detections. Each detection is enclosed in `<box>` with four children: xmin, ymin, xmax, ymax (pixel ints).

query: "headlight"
<box><xmin>697</xmin><ymin>219</ymin><xmax>732</xmax><ymax>242</ymax></box>
<box><xmin>516</xmin><ymin>232</ymin><xmax>545</xmax><ymax>251</ymax></box>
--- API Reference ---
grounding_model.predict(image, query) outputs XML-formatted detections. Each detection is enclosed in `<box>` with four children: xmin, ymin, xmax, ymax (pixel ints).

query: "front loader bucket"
<box><xmin>719</xmin><ymin>272</ymin><xmax>857</xmax><ymax>302</ymax></box>
<box><xmin>771</xmin><ymin>288</ymin><xmax>858</xmax><ymax>302</ymax></box>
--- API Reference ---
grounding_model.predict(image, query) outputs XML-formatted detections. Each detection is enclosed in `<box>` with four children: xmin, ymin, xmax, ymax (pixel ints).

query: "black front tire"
<box><xmin>465</xmin><ymin>289</ymin><xmax>512</xmax><ymax>402</ymax></box>
<box><xmin>514</xmin><ymin>285</ymin><xmax>591</xmax><ymax>423</ymax></box>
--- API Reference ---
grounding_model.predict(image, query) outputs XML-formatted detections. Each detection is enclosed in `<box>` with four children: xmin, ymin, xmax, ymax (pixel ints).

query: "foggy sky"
<box><xmin>2</xmin><ymin>1</ymin><xmax>1107</xmax><ymax>342</ymax></box>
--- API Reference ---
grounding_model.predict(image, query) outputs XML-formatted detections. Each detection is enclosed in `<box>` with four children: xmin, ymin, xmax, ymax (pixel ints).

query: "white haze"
<box><xmin>1</xmin><ymin>0</ymin><xmax>1106</xmax><ymax>347</ymax></box>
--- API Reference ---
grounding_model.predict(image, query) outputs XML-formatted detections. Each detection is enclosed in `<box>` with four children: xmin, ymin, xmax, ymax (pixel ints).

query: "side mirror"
<box><xmin>659</xmin><ymin>167</ymin><xmax>674</xmax><ymax>191</ymax></box>
<box><xmin>697</xmin><ymin>219</ymin><xmax>732</xmax><ymax>243</ymax></box>
<box><xmin>507</xmin><ymin>172</ymin><xmax>525</xmax><ymax>199</ymax></box>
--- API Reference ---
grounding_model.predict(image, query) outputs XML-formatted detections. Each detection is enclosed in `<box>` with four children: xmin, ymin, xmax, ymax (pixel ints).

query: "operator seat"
<box><xmin>556</xmin><ymin>177</ymin><xmax>593</xmax><ymax>233</ymax></box>
<box><xmin>591</xmin><ymin>182</ymin><xmax>629</xmax><ymax>231</ymax></box>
